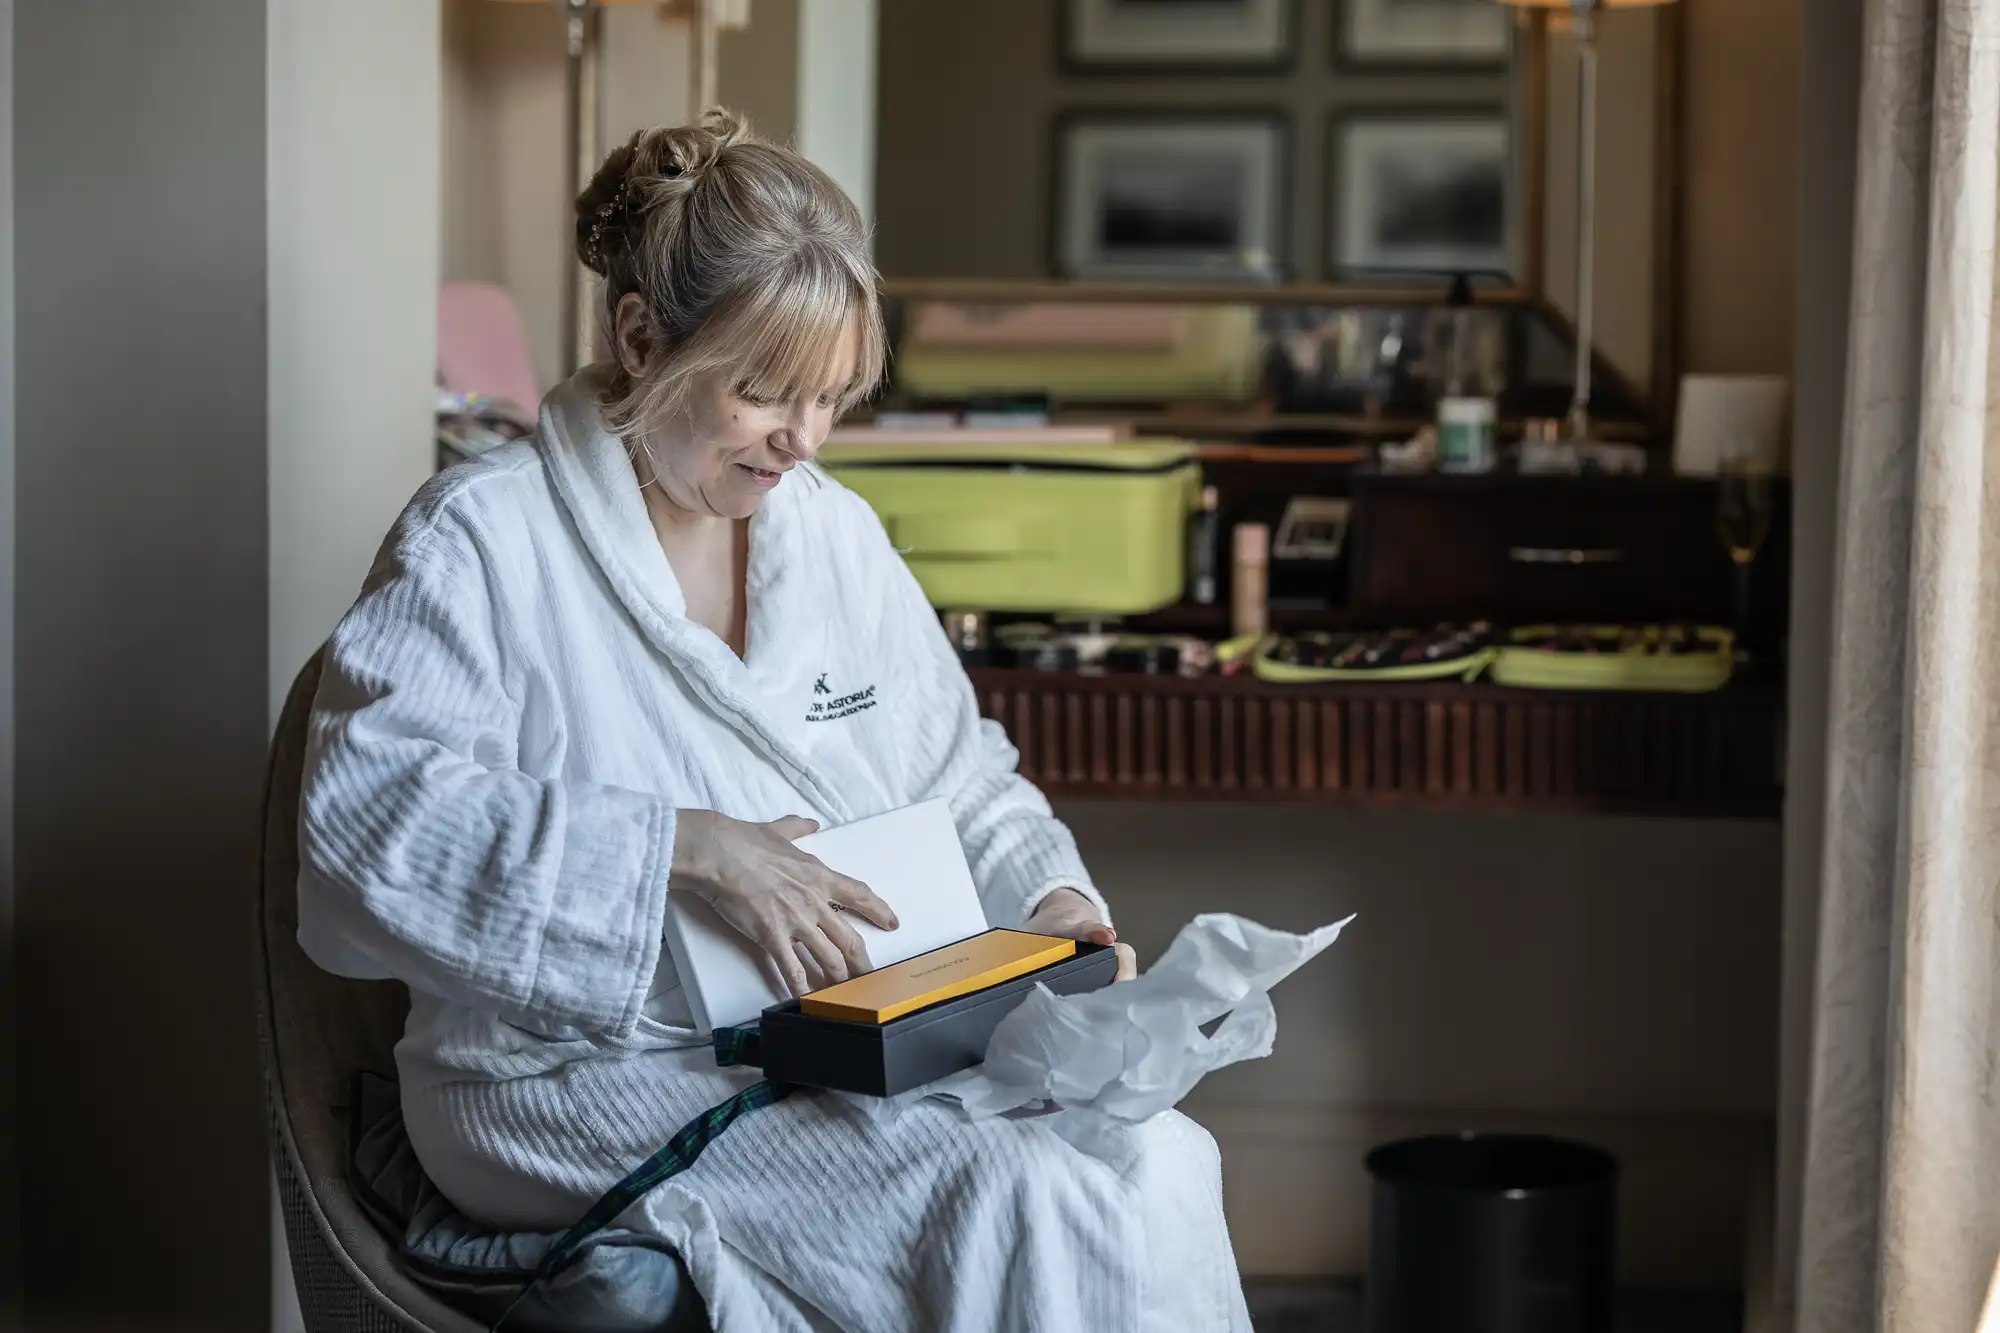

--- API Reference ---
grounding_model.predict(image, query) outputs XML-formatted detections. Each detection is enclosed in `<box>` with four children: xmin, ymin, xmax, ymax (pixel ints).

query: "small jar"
<box><xmin>1437</xmin><ymin>397</ymin><xmax>1498</xmax><ymax>473</ymax></box>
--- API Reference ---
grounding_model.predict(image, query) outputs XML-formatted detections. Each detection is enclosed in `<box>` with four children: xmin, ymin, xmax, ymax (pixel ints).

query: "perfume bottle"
<box><xmin>1188</xmin><ymin>485</ymin><xmax>1222</xmax><ymax>605</ymax></box>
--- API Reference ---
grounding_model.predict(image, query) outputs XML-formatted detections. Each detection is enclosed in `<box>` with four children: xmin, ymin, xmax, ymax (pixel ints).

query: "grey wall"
<box><xmin>720</xmin><ymin>0</ymin><xmax>800</xmax><ymax>147</ymax></box>
<box><xmin>1062</xmin><ymin>801</ymin><xmax>1782</xmax><ymax>1285</ymax></box>
<box><xmin>1067</xmin><ymin>802</ymin><xmax>1781</xmax><ymax>1109</ymax></box>
<box><xmin>1678</xmin><ymin>0</ymin><xmax>1802</xmax><ymax>378</ymax></box>
<box><xmin>13</xmin><ymin>0</ymin><xmax>270</xmax><ymax>1325</ymax></box>
<box><xmin>1773</xmin><ymin>0</ymin><xmax>1863</xmax><ymax>1309</ymax></box>
<box><xmin>0</xmin><ymin>0</ymin><xmax>17</xmax><ymax>1321</ymax></box>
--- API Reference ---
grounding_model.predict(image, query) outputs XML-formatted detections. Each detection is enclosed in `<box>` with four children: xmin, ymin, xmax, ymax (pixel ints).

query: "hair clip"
<box><xmin>584</xmin><ymin>178</ymin><xmax>641</xmax><ymax>272</ymax></box>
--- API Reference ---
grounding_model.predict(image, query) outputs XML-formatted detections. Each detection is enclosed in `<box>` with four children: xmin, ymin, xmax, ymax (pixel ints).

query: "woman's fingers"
<box><xmin>792</xmin><ymin>921</ymin><xmax>851</xmax><ymax>987</ymax></box>
<box><xmin>1043</xmin><ymin>914</ymin><xmax>1117</xmax><ymax>948</ymax></box>
<box><xmin>1023</xmin><ymin>905</ymin><xmax>1133</xmax><ymax>979</ymax></box>
<box><xmin>824</xmin><ymin>872</ymin><xmax>899</xmax><ymax>932</ymax></box>
<box><xmin>819</xmin><ymin>907</ymin><xmax>876</xmax><ymax>978</ymax></box>
<box><xmin>767</xmin><ymin>815</ymin><xmax>820</xmax><ymax>842</ymax></box>
<box><xmin>756</xmin><ymin>925</ymin><xmax>812</xmax><ymax>996</ymax></box>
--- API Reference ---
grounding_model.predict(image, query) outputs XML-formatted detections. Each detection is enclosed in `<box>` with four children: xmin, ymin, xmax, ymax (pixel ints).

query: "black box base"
<box><xmin>720</xmin><ymin>941</ymin><xmax>1117</xmax><ymax>1097</ymax></box>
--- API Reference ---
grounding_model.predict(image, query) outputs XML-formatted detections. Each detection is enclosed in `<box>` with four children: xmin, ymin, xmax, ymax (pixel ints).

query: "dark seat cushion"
<box><xmin>347</xmin><ymin>1074</ymin><xmax>709</xmax><ymax>1333</ymax></box>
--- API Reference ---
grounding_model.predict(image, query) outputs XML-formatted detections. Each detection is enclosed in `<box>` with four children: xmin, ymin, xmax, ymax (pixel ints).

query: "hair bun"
<box><xmin>636</xmin><ymin>107</ymin><xmax>751</xmax><ymax>183</ymax></box>
<box><xmin>574</xmin><ymin>108</ymin><xmax>751</xmax><ymax>275</ymax></box>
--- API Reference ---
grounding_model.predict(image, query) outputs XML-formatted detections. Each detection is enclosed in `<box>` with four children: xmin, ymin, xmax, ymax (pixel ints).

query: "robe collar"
<box><xmin>535</xmin><ymin>368</ymin><xmax>857</xmax><ymax>823</ymax></box>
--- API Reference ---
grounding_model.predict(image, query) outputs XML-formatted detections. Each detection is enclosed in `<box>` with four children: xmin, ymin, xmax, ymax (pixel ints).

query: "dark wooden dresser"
<box><xmin>969</xmin><ymin>467</ymin><xmax>1789</xmax><ymax>819</ymax></box>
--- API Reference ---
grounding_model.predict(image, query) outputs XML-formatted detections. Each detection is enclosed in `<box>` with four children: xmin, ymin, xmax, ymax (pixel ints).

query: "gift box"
<box><xmin>715</xmin><ymin>940</ymin><xmax>1119</xmax><ymax>1097</ymax></box>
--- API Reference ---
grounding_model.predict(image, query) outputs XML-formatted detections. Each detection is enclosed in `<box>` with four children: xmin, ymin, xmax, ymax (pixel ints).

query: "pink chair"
<box><xmin>438</xmin><ymin>281</ymin><xmax>542</xmax><ymax>425</ymax></box>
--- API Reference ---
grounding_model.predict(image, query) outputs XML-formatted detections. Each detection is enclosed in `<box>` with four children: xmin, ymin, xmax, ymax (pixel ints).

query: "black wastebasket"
<box><xmin>1365</xmin><ymin>1133</ymin><xmax>1617</xmax><ymax>1333</ymax></box>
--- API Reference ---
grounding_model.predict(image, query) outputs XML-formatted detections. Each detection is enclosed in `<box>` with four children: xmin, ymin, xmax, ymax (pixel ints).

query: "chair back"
<box><xmin>254</xmin><ymin>652</ymin><xmax>484</xmax><ymax>1333</ymax></box>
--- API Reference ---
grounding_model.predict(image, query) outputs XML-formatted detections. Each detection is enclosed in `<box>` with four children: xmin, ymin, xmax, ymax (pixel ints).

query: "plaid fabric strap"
<box><xmin>711</xmin><ymin>1021</ymin><xmax>762</xmax><ymax>1068</ymax></box>
<box><xmin>492</xmin><ymin>1077</ymin><xmax>798</xmax><ymax>1331</ymax></box>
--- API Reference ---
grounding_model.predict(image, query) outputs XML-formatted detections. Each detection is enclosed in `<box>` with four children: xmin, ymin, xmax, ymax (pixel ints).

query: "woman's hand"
<box><xmin>671</xmin><ymin>811</ymin><xmax>900</xmax><ymax>996</ymax></box>
<box><xmin>1023</xmin><ymin>887</ymin><xmax>1137</xmax><ymax>982</ymax></box>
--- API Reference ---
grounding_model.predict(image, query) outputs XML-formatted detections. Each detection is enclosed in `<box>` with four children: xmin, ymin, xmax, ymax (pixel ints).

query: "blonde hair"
<box><xmin>574</xmin><ymin>108</ymin><xmax>886</xmax><ymax>436</ymax></box>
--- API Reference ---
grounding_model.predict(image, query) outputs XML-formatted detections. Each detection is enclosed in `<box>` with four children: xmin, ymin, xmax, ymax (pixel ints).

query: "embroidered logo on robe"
<box><xmin>806</xmin><ymin>680</ymin><xmax>879</xmax><ymax>723</ymax></box>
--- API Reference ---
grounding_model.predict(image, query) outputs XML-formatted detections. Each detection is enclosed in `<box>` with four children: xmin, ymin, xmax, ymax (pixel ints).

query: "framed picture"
<box><xmin>1335</xmin><ymin>0</ymin><xmax>1512</xmax><ymax>70</ymax></box>
<box><xmin>1329</xmin><ymin>111</ymin><xmax>1510</xmax><ymax>279</ymax></box>
<box><xmin>1054</xmin><ymin>113</ymin><xmax>1288</xmax><ymax>283</ymax></box>
<box><xmin>1062</xmin><ymin>0</ymin><xmax>1296</xmax><ymax>73</ymax></box>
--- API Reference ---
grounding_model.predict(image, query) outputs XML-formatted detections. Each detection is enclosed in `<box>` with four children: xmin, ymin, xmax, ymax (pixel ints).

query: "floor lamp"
<box><xmin>1496</xmin><ymin>0</ymin><xmax>1676</xmax><ymax>440</ymax></box>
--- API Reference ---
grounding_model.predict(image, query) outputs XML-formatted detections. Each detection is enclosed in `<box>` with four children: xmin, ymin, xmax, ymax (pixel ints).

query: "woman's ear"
<box><xmin>612</xmin><ymin>292</ymin><xmax>653</xmax><ymax>377</ymax></box>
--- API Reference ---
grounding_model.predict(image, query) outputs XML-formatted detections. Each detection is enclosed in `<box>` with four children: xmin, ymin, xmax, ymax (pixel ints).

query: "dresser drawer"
<box><xmin>1347</xmin><ymin>478</ymin><xmax>1781</xmax><ymax>624</ymax></box>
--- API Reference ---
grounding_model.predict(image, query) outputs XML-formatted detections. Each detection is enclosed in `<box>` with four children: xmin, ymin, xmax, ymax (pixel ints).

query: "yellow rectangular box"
<box><xmin>821</xmin><ymin>441</ymin><xmax>1202</xmax><ymax>616</ymax></box>
<box><xmin>799</xmin><ymin>929</ymin><xmax>1077</xmax><ymax>1025</ymax></box>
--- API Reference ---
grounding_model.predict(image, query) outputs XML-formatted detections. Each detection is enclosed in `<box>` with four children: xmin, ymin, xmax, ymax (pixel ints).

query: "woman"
<box><xmin>298</xmin><ymin>111</ymin><xmax>1251</xmax><ymax>1332</ymax></box>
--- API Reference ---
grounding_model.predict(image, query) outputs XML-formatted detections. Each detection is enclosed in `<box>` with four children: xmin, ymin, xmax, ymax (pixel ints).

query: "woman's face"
<box><xmin>632</xmin><ymin>316</ymin><xmax>861</xmax><ymax>522</ymax></box>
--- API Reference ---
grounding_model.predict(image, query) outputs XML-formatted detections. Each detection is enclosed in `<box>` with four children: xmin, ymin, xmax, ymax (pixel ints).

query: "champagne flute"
<box><xmin>1716</xmin><ymin>439</ymin><xmax>1775</xmax><ymax>653</ymax></box>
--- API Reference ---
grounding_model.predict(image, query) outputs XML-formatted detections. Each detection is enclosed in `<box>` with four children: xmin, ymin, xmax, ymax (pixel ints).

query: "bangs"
<box><xmin>700</xmin><ymin>251</ymin><xmax>886</xmax><ymax>413</ymax></box>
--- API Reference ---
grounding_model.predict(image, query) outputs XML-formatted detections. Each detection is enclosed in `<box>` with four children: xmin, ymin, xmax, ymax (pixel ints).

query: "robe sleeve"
<box><xmin>296</xmin><ymin>489</ymin><xmax>674</xmax><ymax>1037</ymax></box>
<box><xmin>848</xmin><ymin>492</ymin><xmax>1113</xmax><ymax>931</ymax></box>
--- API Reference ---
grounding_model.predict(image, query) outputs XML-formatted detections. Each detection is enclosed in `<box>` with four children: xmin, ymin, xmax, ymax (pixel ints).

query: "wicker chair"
<box><xmin>255</xmin><ymin>652</ymin><xmax>484</xmax><ymax>1333</ymax></box>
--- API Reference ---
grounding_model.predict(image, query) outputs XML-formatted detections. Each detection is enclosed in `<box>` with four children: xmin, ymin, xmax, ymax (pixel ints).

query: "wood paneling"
<box><xmin>975</xmin><ymin>669</ymin><xmax>1782</xmax><ymax>817</ymax></box>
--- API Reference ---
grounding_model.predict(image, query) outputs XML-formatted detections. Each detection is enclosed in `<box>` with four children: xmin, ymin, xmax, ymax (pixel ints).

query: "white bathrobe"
<box><xmin>297</xmin><ymin>369</ymin><xmax>1252</xmax><ymax>1333</ymax></box>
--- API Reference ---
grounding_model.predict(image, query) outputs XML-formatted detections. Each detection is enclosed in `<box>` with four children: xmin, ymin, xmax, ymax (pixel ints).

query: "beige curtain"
<box><xmin>1794</xmin><ymin>1</ymin><xmax>2000</xmax><ymax>1330</ymax></box>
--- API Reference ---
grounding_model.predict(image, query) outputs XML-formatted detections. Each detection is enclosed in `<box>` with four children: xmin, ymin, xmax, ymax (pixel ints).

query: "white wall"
<box><xmin>268</xmin><ymin>0</ymin><xmax>442</xmax><ymax>720</ymax></box>
<box><xmin>268</xmin><ymin>4</ymin><xmax>441</xmax><ymax>1327</ymax></box>
<box><xmin>796</xmin><ymin>0</ymin><xmax>876</xmax><ymax>228</ymax></box>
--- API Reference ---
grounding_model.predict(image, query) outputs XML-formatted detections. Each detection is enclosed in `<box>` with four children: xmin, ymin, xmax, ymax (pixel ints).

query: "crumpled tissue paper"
<box><xmin>928</xmin><ymin>911</ymin><xmax>1353</xmax><ymax>1124</ymax></box>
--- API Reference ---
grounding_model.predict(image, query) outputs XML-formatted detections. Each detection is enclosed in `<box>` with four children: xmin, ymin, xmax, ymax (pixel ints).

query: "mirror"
<box><xmin>865</xmin><ymin>0</ymin><xmax>1677</xmax><ymax>417</ymax></box>
<box><xmin>878</xmin><ymin>0</ymin><xmax>1522</xmax><ymax>287</ymax></box>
